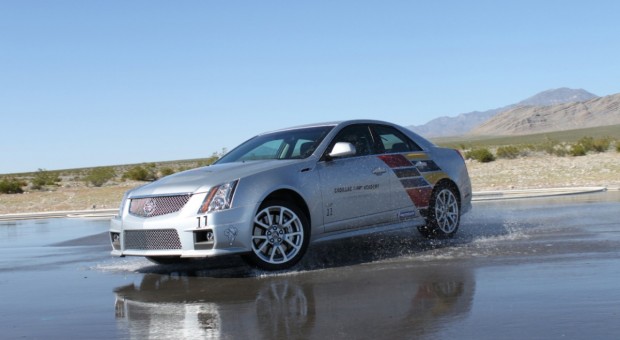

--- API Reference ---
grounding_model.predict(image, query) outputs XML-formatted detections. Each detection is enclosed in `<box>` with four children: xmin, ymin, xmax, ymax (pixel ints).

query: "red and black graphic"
<box><xmin>378</xmin><ymin>154</ymin><xmax>446</xmax><ymax>209</ymax></box>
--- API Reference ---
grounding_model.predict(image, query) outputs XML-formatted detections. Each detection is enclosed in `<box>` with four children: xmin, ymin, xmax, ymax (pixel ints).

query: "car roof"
<box><xmin>261</xmin><ymin>119</ymin><xmax>400</xmax><ymax>135</ymax></box>
<box><xmin>253</xmin><ymin>119</ymin><xmax>435</xmax><ymax>151</ymax></box>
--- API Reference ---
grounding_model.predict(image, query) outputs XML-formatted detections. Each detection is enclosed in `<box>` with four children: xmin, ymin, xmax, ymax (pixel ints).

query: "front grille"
<box><xmin>129</xmin><ymin>194</ymin><xmax>191</xmax><ymax>218</ymax></box>
<box><xmin>124</xmin><ymin>229</ymin><xmax>182</xmax><ymax>250</ymax></box>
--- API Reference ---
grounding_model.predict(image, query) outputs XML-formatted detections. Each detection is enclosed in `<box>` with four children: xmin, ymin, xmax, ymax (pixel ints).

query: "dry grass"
<box><xmin>1</xmin><ymin>151</ymin><xmax>619</xmax><ymax>215</ymax></box>
<box><xmin>0</xmin><ymin>182</ymin><xmax>138</xmax><ymax>214</ymax></box>
<box><xmin>468</xmin><ymin>151</ymin><xmax>620</xmax><ymax>191</ymax></box>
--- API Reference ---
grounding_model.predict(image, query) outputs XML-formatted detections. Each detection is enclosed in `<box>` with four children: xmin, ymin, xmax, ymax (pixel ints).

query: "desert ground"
<box><xmin>1</xmin><ymin>151</ymin><xmax>619</xmax><ymax>215</ymax></box>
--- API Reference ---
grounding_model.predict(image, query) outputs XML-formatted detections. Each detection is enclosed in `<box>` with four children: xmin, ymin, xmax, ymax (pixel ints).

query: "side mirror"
<box><xmin>328</xmin><ymin>142</ymin><xmax>356</xmax><ymax>158</ymax></box>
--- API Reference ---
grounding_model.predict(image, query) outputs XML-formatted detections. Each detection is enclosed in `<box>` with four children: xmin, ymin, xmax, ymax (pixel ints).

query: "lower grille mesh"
<box><xmin>124</xmin><ymin>229</ymin><xmax>182</xmax><ymax>250</ymax></box>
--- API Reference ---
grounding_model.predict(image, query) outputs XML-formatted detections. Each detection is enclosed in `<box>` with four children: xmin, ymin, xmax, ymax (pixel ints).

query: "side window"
<box><xmin>372</xmin><ymin>125</ymin><xmax>422</xmax><ymax>153</ymax></box>
<box><xmin>327</xmin><ymin>125</ymin><xmax>375</xmax><ymax>158</ymax></box>
<box><xmin>291</xmin><ymin>139</ymin><xmax>315</xmax><ymax>158</ymax></box>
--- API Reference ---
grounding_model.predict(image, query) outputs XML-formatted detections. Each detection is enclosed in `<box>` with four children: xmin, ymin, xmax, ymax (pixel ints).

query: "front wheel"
<box><xmin>243</xmin><ymin>200</ymin><xmax>310</xmax><ymax>271</ymax></box>
<box><xmin>418</xmin><ymin>184</ymin><xmax>460</xmax><ymax>239</ymax></box>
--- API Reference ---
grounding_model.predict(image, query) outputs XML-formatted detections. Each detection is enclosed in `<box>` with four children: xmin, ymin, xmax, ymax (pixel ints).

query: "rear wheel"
<box><xmin>418</xmin><ymin>184</ymin><xmax>460</xmax><ymax>239</ymax></box>
<box><xmin>243</xmin><ymin>200</ymin><xmax>310</xmax><ymax>270</ymax></box>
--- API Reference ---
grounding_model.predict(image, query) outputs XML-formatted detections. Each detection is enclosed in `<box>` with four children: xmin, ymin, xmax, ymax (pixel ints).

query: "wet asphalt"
<box><xmin>1</xmin><ymin>191</ymin><xmax>619</xmax><ymax>339</ymax></box>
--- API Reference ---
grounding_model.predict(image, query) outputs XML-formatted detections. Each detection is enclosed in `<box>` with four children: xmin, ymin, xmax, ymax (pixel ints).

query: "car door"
<box><xmin>316</xmin><ymin>124</ymin><xmax>394</xmax><ymax>233</ymax></box>
<box><xmin>371</xmin><ymin>124</ymin><xmax>431</xmax><ymax>219</ymax></box>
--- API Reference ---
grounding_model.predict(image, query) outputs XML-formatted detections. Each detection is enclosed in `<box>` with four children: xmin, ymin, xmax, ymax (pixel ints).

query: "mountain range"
<box><xmin>472</xmin><ymin>92</ymin><xmax>620</xmax><ymax>135</ymax></box>
<box><xmin>408</xmin><ymin>88</ymin><xmax>602</xmax><ymax>137</ymax></box>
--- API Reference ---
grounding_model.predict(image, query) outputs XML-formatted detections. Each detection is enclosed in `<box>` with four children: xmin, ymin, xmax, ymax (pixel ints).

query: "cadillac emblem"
<box><xmin>143</xmin><ymin>198</ymin><xmax>157</xmax><ymax>216</ymax></box>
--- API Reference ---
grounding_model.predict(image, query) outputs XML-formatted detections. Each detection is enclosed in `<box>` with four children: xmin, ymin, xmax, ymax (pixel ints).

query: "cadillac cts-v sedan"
<box><xmin>110</xmin><ymin>120</ymin><xmax>472</xmax><ymax>270</ymax></box>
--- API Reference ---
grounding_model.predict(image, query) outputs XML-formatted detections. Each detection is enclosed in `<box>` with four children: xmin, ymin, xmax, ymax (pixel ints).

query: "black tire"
<box><xmin>243</xmin><ymin>200</ymin><xmax>310</xmax><ymax>270</ymax></box>
<box><xmin>418</xmin><ymin>184</ymin><xmax>460</xmax><ymax>239</ymax></box>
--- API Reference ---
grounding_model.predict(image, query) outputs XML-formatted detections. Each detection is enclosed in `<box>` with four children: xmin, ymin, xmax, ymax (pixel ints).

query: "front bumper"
<box><xmin>109</xmin><ymin>199</ymin><xmax>257</xmax><ymax>259</ymax></box>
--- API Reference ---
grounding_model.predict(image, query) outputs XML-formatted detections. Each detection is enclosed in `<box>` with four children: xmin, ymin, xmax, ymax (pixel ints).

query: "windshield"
<box><xmin>216</xmin><ymin>126</ymin><xmax>334</xmax><ymax>164</ymax></box>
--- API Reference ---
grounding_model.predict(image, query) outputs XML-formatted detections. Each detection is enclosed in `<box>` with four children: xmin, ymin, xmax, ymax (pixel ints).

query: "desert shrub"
<box><xmin>571</xmin><ymin>136</ymin><xmax>610</xmax><ymax>154</ymax></box>
<box><xmin>31</xmin><ymin>168</ymin><xmax>61</xmax><ymax>190</ymax></box>
<box><xmin>554</xmin><ymin>147</ymin><xmax>568</xmax><ymax>157</ymax></box>
<box><xmin>591</xmin><ymin>138</ymin><xmax>611</xmax><ymax>152</ymax></box>
<box><xmin>538</xmin><ymin>138</ymin><xmax>557</xmax><ymax>153</ymax></box>
<box><xmin>536</xmin><ymin>138</ymin><xmax>568</xmax><ymax>156</ymax></box>
<box><xmin>569</xmin><ymin>143</ymin><xmax>587</xmax><ymax>157</ymax></box>
<box><xmin>203</xmin><ymin>149</ymin><xmax>226</xmax><ymax>166</ymax></box>
<box><xmin>576</xmin><ymin>136</ymin><xmax>594</xmax><ymax>152</ymax></box>
<box><xmin>496</xmin><ymin>145</ymin><xmax>521</xmax><ymax>159</ymax></box>
<box><xmin>159</xmin><ymin>167</ymin><xmax>175</xmax><ymax>177</ymax></box>
<box><xmin>465</xmin><ymin>148</ymin><xmax>495</xmax><ymax>163</ymax></box>
<box><xmin>0</xmin><ymin>177</ymin><xmax>26</xmax><ymax>194</ymax></box>
<box><xmin>123</xmin><ymin>164</ymin><xmax>158</xmax><ymax>181</ymax></box>
<box><xmin>85</xmin><ymin>167</ymin><xmax>116</xmax><ymax>187</ymax></box>
<box><xmin>534</xmin><ymin>138</ymin><xmax>569</xmax><ymax>157</ymax></box>
<box><xmin>616</xmin><ymin>141</ymin><xmax>620</xmax><ymax>153</ymax></box>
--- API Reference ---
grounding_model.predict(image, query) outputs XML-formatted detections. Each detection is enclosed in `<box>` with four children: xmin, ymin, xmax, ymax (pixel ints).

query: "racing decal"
<box><xmin>377</xmin><ymin>153</ymin><xmax>448</xmax><ymax>209</ymax></box>
<box><xmin>224</xmin><ymin>226</ymin><xmax>238</xmax><ymax>246</ymax></box>
<box><xmin>334</xmin><ymin>183</ymin><xmax>380</xmax><ymax>194</ymax></box>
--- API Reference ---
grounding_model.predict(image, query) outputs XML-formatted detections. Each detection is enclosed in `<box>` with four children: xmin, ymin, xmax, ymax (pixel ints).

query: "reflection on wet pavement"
<box><xmin>1</xmin><ymin>191</ymin><xmax>619</xmax><ymax>339</ymax></box>
<box><xmin>114</xmin><ymin>263</ymin><xmax>474</xmax><ymax>339</ymax></box>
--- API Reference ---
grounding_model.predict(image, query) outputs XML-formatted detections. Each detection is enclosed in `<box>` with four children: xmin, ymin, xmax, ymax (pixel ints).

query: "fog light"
<box><xmin>194</xmin><ymin>229</ymin><xmax>215</xmax><ymax>250</ymax></box>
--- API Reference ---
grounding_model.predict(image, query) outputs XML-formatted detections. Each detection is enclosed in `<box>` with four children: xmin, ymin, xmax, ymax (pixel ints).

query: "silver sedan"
<box><xmin>110</xmin><ymin>120</ymin><xmax>472</xmax><ymax>270</ymax></box>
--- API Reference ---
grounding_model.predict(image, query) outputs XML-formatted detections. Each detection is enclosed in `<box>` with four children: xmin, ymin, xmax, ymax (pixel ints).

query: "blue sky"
<box><xmin>2</xmin><ymin>1</ymin><xmax>620</xmax><ymax>174</ymax></box>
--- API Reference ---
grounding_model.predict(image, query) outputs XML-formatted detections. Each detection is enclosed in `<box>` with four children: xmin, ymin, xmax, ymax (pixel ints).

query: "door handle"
<box><xmin>372</xmin><ymin>167</ymin><xmax>387</xmax><ymax>176</ymax></box>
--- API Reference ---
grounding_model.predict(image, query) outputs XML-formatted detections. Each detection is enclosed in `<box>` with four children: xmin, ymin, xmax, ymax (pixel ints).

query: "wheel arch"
<box><xmin>419</xmin><ymin>178</ymin><xmax>462</xmax><ymax>239</ymax></box>
<box><xmin>246</xmin><ymin>189</ymin><xmax>312</xmax><ymax>270</ymax></box>
<box><xmin>261</xmin><ymin>189</ymin><xmax>311</xmax><ymax>226</ymax></box>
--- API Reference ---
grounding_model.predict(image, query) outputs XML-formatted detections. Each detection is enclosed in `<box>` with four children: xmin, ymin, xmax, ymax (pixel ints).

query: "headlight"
<box><xmin>198</xmin><ymin>180</ymin><xmax>238</xmax><ymax>214</ymax></box>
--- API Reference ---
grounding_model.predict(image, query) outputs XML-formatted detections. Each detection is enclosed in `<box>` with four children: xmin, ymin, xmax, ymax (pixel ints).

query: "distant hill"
<box><xmin>409</xmin><ymin>88</ymin><xmax>598</xmax><ymax>137</ymax></box>
<box><xmin>517</xmin><ymin>87</ymin><xmax>599</xmax><ymax>106</ymax></box>
<box><xmin>471</xmin><ymin>92</ymin><xmax>620</xmax><ymax>136</ymax></box>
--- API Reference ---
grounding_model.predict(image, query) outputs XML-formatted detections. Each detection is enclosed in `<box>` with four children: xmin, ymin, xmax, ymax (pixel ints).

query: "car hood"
<box><xmin>127</xmin><ymin>160</ymin><xmax>301</xmax><ymax>197</ymax></box>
